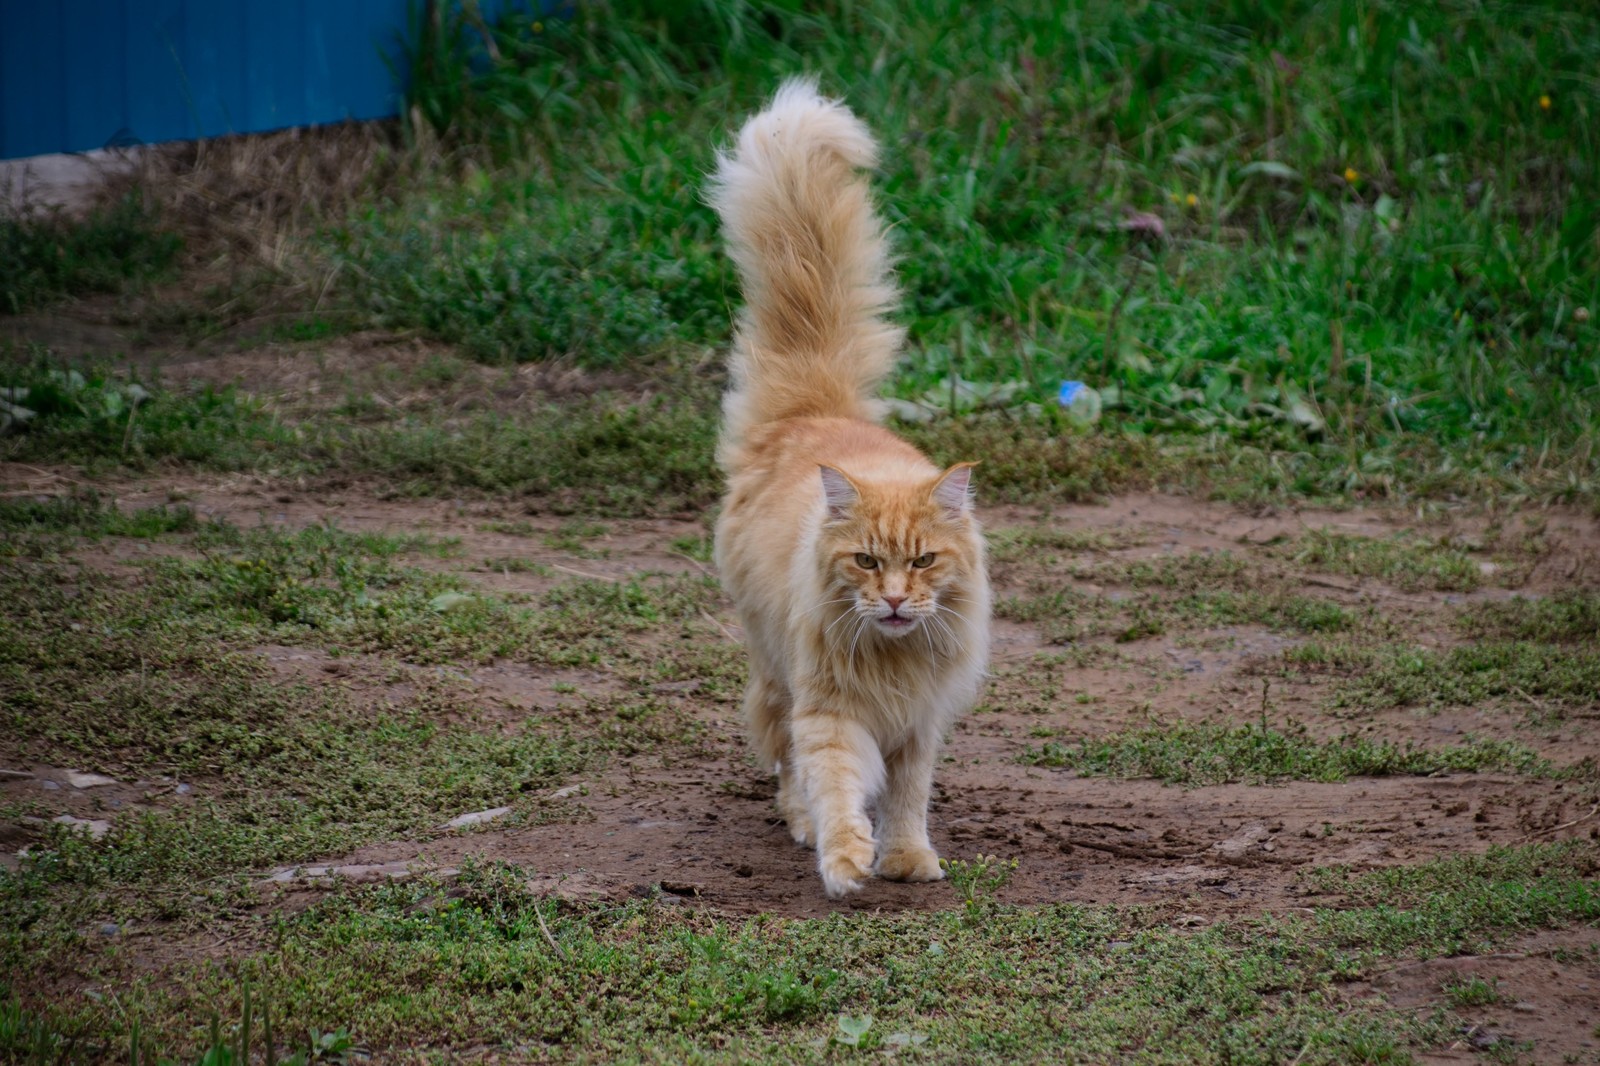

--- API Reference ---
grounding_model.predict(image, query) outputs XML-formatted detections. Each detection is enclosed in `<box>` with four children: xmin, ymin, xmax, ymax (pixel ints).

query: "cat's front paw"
<box><xmin>818</xmin><ymin>831</ymin><xmax>876</xmax><ymax>898</ymax></box>
<box><xmin>877</xmin><ymin>847</ymin><xmax>944</xmax><ymax>883</ymax></box>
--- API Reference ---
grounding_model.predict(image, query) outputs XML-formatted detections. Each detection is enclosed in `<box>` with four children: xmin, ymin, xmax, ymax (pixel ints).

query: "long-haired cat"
<box><xmin>708</xmin><ymin>80</ymin><xmax>991</xmax><ymax>898</ymax></box>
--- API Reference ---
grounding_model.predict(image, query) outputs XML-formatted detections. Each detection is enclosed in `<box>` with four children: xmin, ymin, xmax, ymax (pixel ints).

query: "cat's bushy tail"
<box><xmin>707</xmin><ymin>79</ymin><xmax>904</xmax><ymax>472</ymax></box>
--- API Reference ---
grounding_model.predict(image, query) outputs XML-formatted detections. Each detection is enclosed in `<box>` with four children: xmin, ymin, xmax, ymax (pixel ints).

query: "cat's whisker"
<box><xmin>807</xmin><ymin>595</ymin><xmax>860</xmax><ymax>617</ymax></box>
<box><xmin>925</xmin><ymin>611</ymin><xmax>957</xmax><ymax>649</ymax></box>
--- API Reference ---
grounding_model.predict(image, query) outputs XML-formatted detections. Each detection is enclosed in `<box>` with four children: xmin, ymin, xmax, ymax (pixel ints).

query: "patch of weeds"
<box><xmin>0</xmin><ymin>354</ymin><xmax>292</xmax><ymax>471</ymax></box>
<box><xmin>1091</xmin><ymin>551</ymin><xmax>1254</xmax><ymax>590</ymax></box>
<box><xmin>0</xmin><ymin>492</ymin><xmax>197</xmax><ymax>549</ymax></box>
<box><xmin>902</xmin><ymin>417</ymin><xmax>1167</xmax><ymax>504</ymax></box>
<box><xmin>987</xmin><ymin>524</ymin><xmax>1137</xmax><ymax>567</ymax></box>
<box><xmin>1457</xmin><ymin>592</ymin><xmax>1600</xmax><ymax>645</ymax></box>
<box><xmin>669</xmin><ymin>533</ymin><xmax>714</xmax><ymax>564</ymax></box>
<box><xmin>1278</xmin><ymin>641</ymin><xmax>1382</xmax><ymax>675</ymax></box>
<box><xmin>1283</xmin><ymin>529</ymin><xmax>1487</xmax><ymax>592</ymax></box>
<box><xmin>1</xmin><ymin>196</ymin><xmax>181</xmax><ymax>313</ymax></box>
<box><xmin>9</xmin><ymin>855</ymin><xmax>1531</xmax><ymax>1063</ymax></box>
<box><xmin>999</xmin><ymin>560</ymin><xmax>1358</xmax><ymax>642</ymax></box>
<box><xmin>1443</xmin><ymin>975</ymin><xmax>1502</xmax><ymax>1009</ymax></box>
<box><xmin>0</xmin><ymin>597</ymin><xmax>589</xmax><ymax>884</ymax></box>
<box><xmin>327</xmin><ymin>395</ymin><xmax>721</xmax><ymax>515</ymax></box>
<box><xmin>1306</xmin><ymin>843</ymin><xmax>1600</xmax><ymax>956</ymax></box>
<box><xmin>542</xmin><ymin>519</ymin><xmax>608</xmax><ymax>558</ymax></box>
<box><xmin>1333</xmin><ymin>641</ymin><xmax>1600</xmax><ymax>712</ymax></box>
<box><xmin>104</xmin><ymin>522</ymin><xmax>709</xmax><ymax>667</ymax></box>
<box><xmin>1019</xmin><ymin>717</ymin><xmax>1551</xmax><ymax>785</ymax></box>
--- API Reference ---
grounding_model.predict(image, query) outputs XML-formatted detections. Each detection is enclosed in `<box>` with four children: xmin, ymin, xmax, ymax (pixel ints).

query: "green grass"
<box><xmin>0</xmin><ymin>573</ymin><xmax>593</xmax><ymax>885</ymax></box>
<box><xmin>1322</xmin><ymin>640</ymin><xmax>1600</xmax><ymax>713</ymax></box>
<box><xmin>1020</xmin><ymin>717</ymin><xmax>1552</xmax><ymax>785</ymax></box>
<box><xmin>6</xmin><ymin>843</ymin><xmax>1596</xmax><ymax>1063</ymax></box>
<box><xmin>1280</xmin><ymin>530</ymin><xmax>1488</xmax><ymax>592</ymax></box>
<box><xmin>0</xmin><ymin>491</ymin><xmax>198</xmax><ymax>543</ymax></box>
<box><xmin>0</xmin><ymin>353</ymin><xmax>293</xmax><ymax>471</ymax></box>
<box><xmin>1457</xmin><ymin>591</ymin><xmax>1600</xmax><ymax>644</ymax></box>
<box><xmin>998</xmin><ymin>549</ymin><xmax>1366</xmax><ymax>642</ymax></box>
<box><xmin>1305</xmin><ymin>842</ymin><xmax>1600</xmax><ymax>955</ymax></box>
<box><xmin>329</xmin><ymin>0</ymin><xmax>1600</xmax><ymax>506</ymax></box>
<box><xmin>0</xmin><ymin>196</ymin><xmax>181</xmax><ymax>314</ymax></box>
<box><xmin>7</xmin><ymin>1</ymin><xmax>1600</xmax><ymax>509</ymax></box>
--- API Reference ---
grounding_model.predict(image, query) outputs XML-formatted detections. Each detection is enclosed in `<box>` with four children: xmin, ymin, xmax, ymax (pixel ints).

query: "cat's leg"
<box><xmin>874</xmin><ymin>737</ymin><xmax>944</xmax><ymax>883</ymax></box>
<box><xmin>775</xmin><ymin>764</ymin><xmax>814</xmax><ymax>847</ymax></box>
<box><xmin>744</xmin><ymin>667</ymin><xmax>813</xmax><ymax>846</ymax></box>
<box><xmin>790</xmin><ymin>711</ymin><xmax>885</xmax><ymax>897</ymax></box>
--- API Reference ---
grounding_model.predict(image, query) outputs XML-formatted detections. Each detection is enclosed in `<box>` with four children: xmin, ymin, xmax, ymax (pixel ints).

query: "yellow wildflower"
<box><xmin>1343</xmin><ymin>167</ymin><xmax>1359</xmax><ymax>184</ymax></box>
<box><xmin>1539</xmin><ymin>94</ymin><xmax>1552</xmax><ymax>110</ymax></box>
<box><xmin>1185</xmin><ymin>193</ymin><xmax>1198</xmax><ymax>207</ymax></box>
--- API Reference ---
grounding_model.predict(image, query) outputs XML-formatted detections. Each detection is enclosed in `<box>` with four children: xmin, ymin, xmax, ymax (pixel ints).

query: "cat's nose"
<box><xmin>883</xmin><ymin>595</ymin><xmax>906</xmax><ymax>611</ymax></box>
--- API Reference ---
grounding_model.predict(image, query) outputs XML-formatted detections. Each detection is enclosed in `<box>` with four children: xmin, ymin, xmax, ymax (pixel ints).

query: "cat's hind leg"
<box><xmin>790</xmin><ymin>711</ymin><xmax>885</xmax><ymax>897</ymax></box>
<box><xmin>775</xmin><ymin>764</ymin><xmax>814</xmax><ymax>847</ymax></box>
<box><xmin>743</xmin><ymin>666</ymin><xmax>813</xmax><ymax>845</ymax></box>
<box><xmin>874</xmin><ymin>737</ymin><xmax>944</xmax><ymax>883</ymax></box>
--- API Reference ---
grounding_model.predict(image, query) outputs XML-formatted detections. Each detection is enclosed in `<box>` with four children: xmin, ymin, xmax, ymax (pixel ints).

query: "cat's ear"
<box><xmin>930</xmin><ymin>462</ymin><xmax>978</xmax><ymax>518</ymax></box>
<box><xmin>818</xmin><ymin>466</ymin><xmax>860</xmax><ymax>521</ymax></box>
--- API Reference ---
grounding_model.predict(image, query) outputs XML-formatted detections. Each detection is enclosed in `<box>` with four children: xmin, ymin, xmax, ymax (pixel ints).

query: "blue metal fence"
<box><xmin>0</xmin><ymin>0</ymin><xmax>419</xmax><ymax>159</ymax></box>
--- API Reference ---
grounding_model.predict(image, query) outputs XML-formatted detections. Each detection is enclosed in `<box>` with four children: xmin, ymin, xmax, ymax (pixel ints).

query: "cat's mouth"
<box><xmin>876</xmin><ymin>612</ymin><xmax>919</xmax><ymax>635</ymax></box>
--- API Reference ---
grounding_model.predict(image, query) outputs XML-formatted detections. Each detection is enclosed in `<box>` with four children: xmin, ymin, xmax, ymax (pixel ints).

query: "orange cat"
<box><xmin>708</xmin><ymin>81</ymin><xmax>991</xmax><ymax>897</ymax></box>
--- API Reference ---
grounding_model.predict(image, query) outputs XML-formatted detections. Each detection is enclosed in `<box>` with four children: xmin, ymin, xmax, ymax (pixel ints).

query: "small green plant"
<box><xmin>669</xmin><ymin>534</ymin><xmax>714</xmax><ymax>563</ymax></box>
<box><xmin>1443</xmin><ymin>975</ymin><xmax>1501</xmax><ymax>1009</ymax></box>
<box><xmin>542</xmin><ymin>520</ymin><xmax>609</xmax><ymax>558</ymax></box>
<box><xmin>942</xmin><ymin>853</ymin><xmax>1018</xmax><ymax>922</ymax></box>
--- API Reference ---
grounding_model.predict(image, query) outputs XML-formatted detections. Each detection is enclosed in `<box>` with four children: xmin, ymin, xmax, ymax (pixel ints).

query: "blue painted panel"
<box><xmin>0</xmin><ymin>2</ymin><xmax>65</xmax><ymax>159</ymax></box>
<box><xmin>124</xmin><ymin>0</ymin><xmax>189</xmax><ymax>149</ymax></box>
<box><xmin>63</xmin><ymin>0</ymin><xmax>131</xmax><ymax>150</ymax></box>
<box><xmin>0</xmin><ymin>0</ymin><xmax>515</xmax><ymax>159</ymax></box>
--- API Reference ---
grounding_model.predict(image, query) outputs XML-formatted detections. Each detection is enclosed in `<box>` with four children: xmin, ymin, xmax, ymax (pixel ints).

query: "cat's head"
<box><xmin>817</xmin><ymin>463</ymin><xmax>982</xmax><ymax>640</ymax></box>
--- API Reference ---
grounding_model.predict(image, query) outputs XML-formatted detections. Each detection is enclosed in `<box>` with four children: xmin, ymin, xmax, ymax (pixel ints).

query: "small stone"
<box><xmin>99</xmin><ymin>923</ymin><xmax>120</xmax><ymax>937</ymax></box>
<box><xmin>40</xmin><ymin>780</ymin><xmax>60</xmax><ymax>791</ymax></box>
<box><xmin>734</xmin><ymin>865</ymin><xmax>753</xmax><ymax>878</ymax></box>
<box><xmin>1511</xmin><ymin>1002</ymin><xmax>1538</xmax><ymax>1013</ymax></box>
<box><xmin>66</xmin><ymin>771</ymin><xmax>119</xmax><ymax>789</ymax></box>
<box><xmin>52</xmin><ymin>815</ymin><xmax>111</xmax><ymax>840</ymax></box>
<box><xmin>175</xmin><ymin>783</ymin><xmax>192</xmax><ymax>795</ymax></box>
<box><xmin>549</xmin><ymin>784</ymin><xmax>584</xmax><ymax>800</ymax></box>
<box><xmin>443</xmin><ymin>806</ymin><xmax>512</xmax><ymax>829</ymax></box>
<box><xmin>1108</xmin><ymin>940</ymin><xmax>1135</xmax><ymax>952</ymax></box>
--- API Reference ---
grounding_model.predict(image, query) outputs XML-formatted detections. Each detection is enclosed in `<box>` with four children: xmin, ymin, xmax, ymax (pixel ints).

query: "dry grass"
<box><xmin>104</xmin><ymin>121</ymin><xmax>404</xmax><ymax>271</ymax></box>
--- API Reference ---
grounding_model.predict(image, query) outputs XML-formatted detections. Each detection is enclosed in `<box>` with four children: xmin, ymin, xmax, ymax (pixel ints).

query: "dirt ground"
<box><xmin>9</xmin><ymin>472</ymin><xmax>1596</xmax><ymax>916</ymax></box>
<box><xmin>4</xmin><ymin>348</ymin><xmax>1600</xmax><ymax>1058</ymax></box>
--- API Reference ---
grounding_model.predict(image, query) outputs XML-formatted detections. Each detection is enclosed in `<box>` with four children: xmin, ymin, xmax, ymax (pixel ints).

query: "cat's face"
<box><xmin>818</xmin><ymin>464</ymin><xmax>981</xmax><ymax>641</ymax></box>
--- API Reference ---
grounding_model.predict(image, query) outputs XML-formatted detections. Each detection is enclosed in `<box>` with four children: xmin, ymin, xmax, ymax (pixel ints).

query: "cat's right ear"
<box><xmin>818</xmin><ymin>466</ymin><xmax>859</xmax><ymax>521</ymax></box>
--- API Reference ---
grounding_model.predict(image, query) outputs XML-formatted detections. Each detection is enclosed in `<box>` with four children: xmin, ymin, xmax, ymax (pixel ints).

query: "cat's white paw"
<box><xmin>877</xmin><ymin>847</ymin><xmax>944</xmax><ymax>883</ymax></box>
<box><xmin>818</xmin><ymin>831</ymin><xmax>876</xmax><ymax>897</ymax></box>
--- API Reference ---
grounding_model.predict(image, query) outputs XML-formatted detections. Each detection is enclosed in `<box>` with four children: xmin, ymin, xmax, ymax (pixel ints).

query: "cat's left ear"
<box><xmin>930</xmin><ymin>462</ymin><xmax>978</xmax><ymax>518</ymax></box>
<box><xmin>819</xmin><ymin>465</ymin><xmax>861</xmax><ymax>521</ymax></box>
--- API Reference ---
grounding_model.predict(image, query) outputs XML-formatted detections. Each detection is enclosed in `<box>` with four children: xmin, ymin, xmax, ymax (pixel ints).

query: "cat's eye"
<box><xmin>855</xmin><ymin>553</ymin><xmax>878</xmax><ymax>570</ymax></box>
<box><xmin>912</xmin><ymin>553</ymin><xmax>936</xmax><ymax>568</ymax></box>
